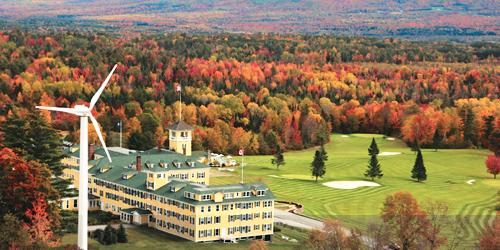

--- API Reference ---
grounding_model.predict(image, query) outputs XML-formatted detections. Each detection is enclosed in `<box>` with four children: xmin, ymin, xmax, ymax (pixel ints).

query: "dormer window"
<box><xmin>201</xmin><ymin>194</ymin><xmax>212</xmax><ymax>201</ymax></box>
<box><xmin>257</xmin><ymin>190</ymin><xmax>266</xmax><ymax>196</ymax></box>
<box><xmin>242</xmin><ymin>191</ymin><xmax>251</xmax><ymax>197</ymax></box>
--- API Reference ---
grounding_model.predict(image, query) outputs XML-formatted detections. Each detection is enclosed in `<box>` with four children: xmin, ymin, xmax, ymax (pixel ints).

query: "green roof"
<box><xmin>88</xmin><ymin>165</ymin><xmax>273</xmax><ymax>206</ymax></box>
<box><xmin>93</xmin><ymin>149</ymin><xmax>209</xmax><ymax>172</ymax></box>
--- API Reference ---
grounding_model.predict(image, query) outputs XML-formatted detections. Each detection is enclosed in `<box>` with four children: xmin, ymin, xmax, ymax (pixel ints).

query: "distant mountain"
<box><xmin>0</xmin><ymin>0</ymin><xmax>498</xmax><ymax>40</ymax></box>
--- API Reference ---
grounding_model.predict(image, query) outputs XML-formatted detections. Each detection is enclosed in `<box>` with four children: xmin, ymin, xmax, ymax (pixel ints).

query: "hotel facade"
<box><xmin>61</xmin><ymin>121</ymin><xmax>275</xmax><ymax>242</ymax></box>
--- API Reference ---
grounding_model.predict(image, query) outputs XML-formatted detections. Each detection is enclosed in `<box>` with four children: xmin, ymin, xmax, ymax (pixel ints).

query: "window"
<box><xmin>74</xmin><ymin>199</ymin><xmax>78</xmax><ymax>208</ymax></box>
<box><xmin>257</xmin><ymin>190</ymin><xmax>266</xmax><ymax>196</ymax></box>
<box><xmin>242</xmin><ymin>191</ymin><xmax>251</xmax><ymax>197</ymax></box>
<box><xmin>201</xmin><ymin>206</ymin><xmax>204</xmax><ymax>213</ymax></box>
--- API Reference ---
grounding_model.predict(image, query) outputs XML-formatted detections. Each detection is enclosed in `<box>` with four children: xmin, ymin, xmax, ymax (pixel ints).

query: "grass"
<box><xmin>215</xmin><ymin>134</ymin><xmax>498</xmax><ymax>248</ymax></box>
<box><xmin>61</xmin><ymin>225</ymin><xmax>306</xmax><ymax>250</ymax></box>
<box><xmin>61</xmin><ymin>134</ymin><xmax>497</xmax><ymax>249</ymax></box>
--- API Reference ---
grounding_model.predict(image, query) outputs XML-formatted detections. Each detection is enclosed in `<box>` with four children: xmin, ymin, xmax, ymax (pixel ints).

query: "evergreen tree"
<box><xmin>320</xmin><ymin>143</ymin><xmax>328</xmax><ymax>162</ymax></box>
<box><xmin>368</xmin><ymin>138</ymin><xmax>379</xmax><ymax>156</ymax></box>
<box><xmin>482</xmin><ymin>115</ymin><xmax>494</xmax><ymax>148</ymax></box>
<box><xmin>1</xmin><ymin>111</ymin><xmax>69</xmax><ymax>196</ymax></box>
<box><xmin>103</xmin><ymin>224</ymin><xmax>117</xmax><ymax>245</ymax></box>
<box><xmin>311</xmin><ymin>150</ymin><xmax>326</xmax><ymax>182</ymax></box>
<box><xmin>411</xmin><ymin>149</ymin><xmax>427</xmax><ymax>182</ymax></box>
<box><xmin>411</xmin><ymin>138</ymin><xmax>420</xmax><ymax>154</ymax></box>
<box><xmin>271</xmin><ymin>145</ymin><xmax>285</xmax><ymax>169</ymax></box>
<box><xmin>462</xmin><ymin>106</ymin><xmax>477</xmax><ymax>147</ymax></box>
<box><xmin>365</xmin><ymin>154</ymin><xmax>383</xmax><ymax>181</ymax></box>
<box><xmin>117</xmin><ymin>224</ymin><xmax>128</xmax><ymax>243</ymax></box>
<box><xmin>432</xmin><ymin>129</ymin><xmax>442</xmax><ymax>152</ymax></box>
<box><xmin>365</xmin><ymin>138</ymin><xmax>383</xmax><ymax>180</ymax></box>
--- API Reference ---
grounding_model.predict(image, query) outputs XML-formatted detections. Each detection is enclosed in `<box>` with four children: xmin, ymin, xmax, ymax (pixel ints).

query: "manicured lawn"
<box><xmin>213</xmin><ymin>134</ymin><xmax>498</xmax><ymax>248</ymax></box>
<box><xmin>61</xmin><ymin>225</ymin><xmax>306</xmax><ymax>250</ymax></box>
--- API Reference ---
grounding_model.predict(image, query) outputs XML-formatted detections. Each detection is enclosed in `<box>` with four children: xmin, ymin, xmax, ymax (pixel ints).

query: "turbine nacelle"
<box><xmin>35</xmin><ymin>64</ymin><xmax>117</xmax><ymax>163</ymax></box>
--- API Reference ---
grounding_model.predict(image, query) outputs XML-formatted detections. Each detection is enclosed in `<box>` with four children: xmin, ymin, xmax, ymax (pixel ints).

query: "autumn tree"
<box><xmin>422</xmin><ymin>201</ymin><xmax>449</xmax><ymax>250</ymax></box>
<box><xmin>365</xmin><ymin>138</ymin><xmax>383</xmax><ymax>181</ymax></box>
<box><xmin>411</xmin><ymin>149</ymin><xmax>427</xmax><ymax>182</ymax></box>
<box><xmin>479</xmin><ymin>212</ymin><xmax>500</xmax><ymax>250</ymax></box>
<box><xmin>23</xmin><ymin>197</ymin><xmax>59</xmax><ymax>247</ymax></box>
<box><xmin>271</xmin><ymin>145</ymin><xmax>285</xmax><ymax>169</ymax></box>
<box><xmin>311</xmin><ymin>150</ymin><xmax>326</xmax><ymax>182</ymax></box>
<box><xmin>485</xmin><ymin>155</ymin><xmax>500</xmax><ymax>179</ymax></box>
<box><xmin>0</xmin><ymin>147</ymin><xmax>59</xmax><ymax>227</ymax></box>
<box><xmin>308</xmin><ymin>219</ymin><xmax>362</xmax><ymax>250</ymax></box>
<box><xmin>381</xmin><ymin>192</ymin><xmax>432</xmax><ymax>250</ymax></box>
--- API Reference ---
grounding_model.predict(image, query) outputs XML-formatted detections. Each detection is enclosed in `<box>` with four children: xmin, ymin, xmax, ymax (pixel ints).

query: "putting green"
<box><xmin>211</xmin><ymin>133</ymin><xmax>498</xmax><ymax>248</ymax></box>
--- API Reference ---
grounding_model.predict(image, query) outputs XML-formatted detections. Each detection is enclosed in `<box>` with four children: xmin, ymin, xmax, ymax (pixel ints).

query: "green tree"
<box><xmin>368</xmin><ymin>138</ymin><xmax>380</xmax><ymax>156</ymax></box>
<box><xmin>103</xmin><ymin>224</ymin><xmax>117</xmax><ymax>245</ymax></box>
<box><xmin>117</xmin><ymin>224</ymin><xmax>128</xmax><ymax>243</ymax></box>
<box><xmin>366</xmin><ymin>154</ymin><xmax>383</xmax><ymax>181</ymax></box>
<box><xmin>432</xmin><ymin>129</ymin><xmax>442</xmax><ymax>152</ymax></box>
<box><xmin>1</xmin><ymin>111</ymin><xmax>69</xmax><ymax>196</ymax></box>
<box><xmin>271</xmin><ymin>145</ymin><xmax>285</xmax><ymax>170</ymax></box>
<box><xmin>411</xmin><ymin>149</ymin><xmax>427</xmax><ymax>182</ymax></box>
<box><xmin>482</xmin><ymin>115</ymin><xmax>495</xmax><ymax>148</ymax></box>
<box><xmin>311</xmin><ymin>150</ymin><xmax>326</xmax><ymax>182</ymax></box>
<box><xmin>319</xmin><ymin>143</ymin><xmax>328</xmax><ymax>162</ymax></box>
<box><xmin>365</xmin><ymin>138</ymin><xmax>383</xmax><ymax>180</ymax></box>
<box><xmin>462</xmin><ymin>106</ymin><xmax>477</xmax><ymax>147</ymax></box>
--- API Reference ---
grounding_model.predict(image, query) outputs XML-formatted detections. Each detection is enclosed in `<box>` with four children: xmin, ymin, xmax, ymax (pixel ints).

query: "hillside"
<box><xmin>0</xmin><ymin>0</ymin><xmax>498</xmax><ymax>40</ymax></box>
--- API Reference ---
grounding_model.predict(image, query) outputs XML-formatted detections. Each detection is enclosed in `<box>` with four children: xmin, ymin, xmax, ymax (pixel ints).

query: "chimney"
<box><xmin>89</xmin><ymin>144</ymin><xmax>95</xmax><ymax>160</ymax></box>
<box><xmin>136</xmin><ymin>155</ymin><xmax>142</xmax><ymax>172</ymax></box>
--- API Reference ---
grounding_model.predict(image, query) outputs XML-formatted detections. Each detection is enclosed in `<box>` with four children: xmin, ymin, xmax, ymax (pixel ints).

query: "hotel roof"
<box><xmin>93</xmin><ymin>149</ymin><xmax>209</xmax><ymax>172</ymax></box>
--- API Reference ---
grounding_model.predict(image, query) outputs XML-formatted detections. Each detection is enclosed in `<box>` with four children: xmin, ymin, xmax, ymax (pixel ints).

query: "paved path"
<box><xmin>274</xmin><ymin>209</ymin><xmax>323</xmax><ymax>230</ymax></box>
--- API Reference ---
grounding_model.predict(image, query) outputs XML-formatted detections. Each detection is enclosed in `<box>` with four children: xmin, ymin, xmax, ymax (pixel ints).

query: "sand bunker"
<box><xmin>386</xmin><ymin>137</ymin><xmax>395</xmax><ymax>141</ymax></box>
<box><xmin>379</xmin><ymin>152</ymin><xmax>401</xmax><ymax>156</ymax></box>
<box><xmin>322</xmin><ymin>181</ymin><xmax>380</xmax><ymax>189</ymax></box>
<box><xmin>466</xmin><ymin>179</ymin><xmax>475</xmax><ymax>185</ymax></box>
<box><xmin>341</xmin><ymin>135</ymin><xmax>349</xmax><ymax>138</ymax></box>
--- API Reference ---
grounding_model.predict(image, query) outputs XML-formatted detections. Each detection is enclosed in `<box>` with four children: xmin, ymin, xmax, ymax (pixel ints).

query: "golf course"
<box><xmin>211</xmin><ymin>134</ymin><xmax>498</xmax><ymax>247</ymax></box>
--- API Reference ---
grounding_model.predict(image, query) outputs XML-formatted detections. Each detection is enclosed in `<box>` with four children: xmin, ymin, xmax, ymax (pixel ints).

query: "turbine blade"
<box><xmin>89</xmin><ymin>114</ymin><xmax>112</xmax><ymax>162</ymax></box>
<box><xmin>35</xmin><ymin>106</ymin><xmax>78</xmax><ymax>115</ymax></box>
<box><xmin>89</xmin><ymin>64</ymin><xmax>117</xmax><ymax>110</ymax></box>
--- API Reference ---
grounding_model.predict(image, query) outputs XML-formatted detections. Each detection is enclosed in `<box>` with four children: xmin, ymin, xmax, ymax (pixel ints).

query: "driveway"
<box><xmin>274</xmin><ymin>209</ymin><xmax>323</xmax><ymax>230</ymax></box>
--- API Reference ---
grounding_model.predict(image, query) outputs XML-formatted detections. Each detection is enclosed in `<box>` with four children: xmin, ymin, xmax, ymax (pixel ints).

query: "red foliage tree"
<box><xmin>22</xmin><ymin>197</ymin><xmax>59</xmax><ymax>247</ymax></box>
<box><xmin>485</xmin><ymin>155</ymin><xmax>500</xmax><ymax>179</ymax></box>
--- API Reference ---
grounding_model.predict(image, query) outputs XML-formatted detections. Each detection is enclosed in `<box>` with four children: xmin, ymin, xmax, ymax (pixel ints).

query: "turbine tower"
<box><xmin>36</xmin><ymin>64</ymin><xmax>117</xmax><ymax>250</ymax></box>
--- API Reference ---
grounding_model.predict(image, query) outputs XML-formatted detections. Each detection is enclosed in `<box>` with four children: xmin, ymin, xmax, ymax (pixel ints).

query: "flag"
<box><xmin>238</xmin><ymin>148</ymin><xmax>244</xmax><ymax>156</ymax></box>
<box><xmin>176</xmin><ymin>83</ymin><xmax>181</xmax><ymax>92</ymax></box>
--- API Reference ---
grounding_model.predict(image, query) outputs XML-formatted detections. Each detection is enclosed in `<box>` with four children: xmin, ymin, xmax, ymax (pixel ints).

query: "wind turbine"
<box><xmin>36</xmin><ymin>64</ymin><xmax>117</xmax><ymax>250</ymax></box>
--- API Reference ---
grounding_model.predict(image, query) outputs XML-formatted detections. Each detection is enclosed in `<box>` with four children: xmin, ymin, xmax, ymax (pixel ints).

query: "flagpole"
<box><xmin>241</xmin><ymin>156</ymin><xmax>244</xmax><ymax>184</ymax></box>
<box><xmin>179</xmin><ymin>85</ymin><xmax>182</xmax><ymax>121</ymax></box>
<box><xmin>240</xmin><ymin>149</ymin><xmax>244</xmax><ymax>184</ymax></box>
<box><xmin>119</xmin><ymin>120</ymin><xmax>122</xmax><ymax>148</ymax></box>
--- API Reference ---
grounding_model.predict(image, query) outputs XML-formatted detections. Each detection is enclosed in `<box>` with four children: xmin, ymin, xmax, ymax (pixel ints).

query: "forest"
<box><xmin>0</xmin><ymin>30</ymin><xmax>499</xmax><ymax>156</ymax></box>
